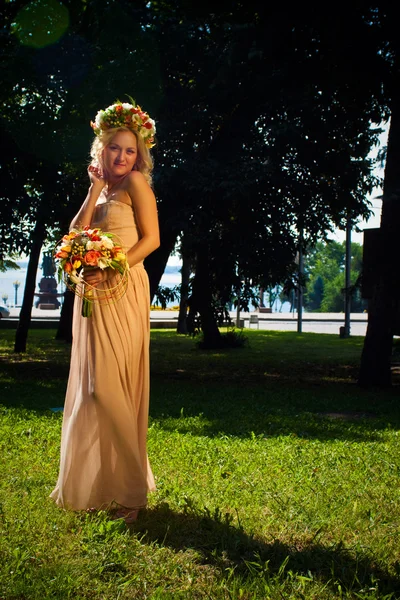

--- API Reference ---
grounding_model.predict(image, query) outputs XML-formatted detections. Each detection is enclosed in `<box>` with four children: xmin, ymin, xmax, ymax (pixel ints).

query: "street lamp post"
<box><xmin>343</xmin><ymin>219</ymin><xmax>352</xmax><ymax>338</ymax></box>
<box><xmin>13</xmin><ymin>280</ymin><xmax>21</xmax><ymax>307</ymax></box>
<box><xmin>1</xmin><ymin>293</ymin><xmax>8</xmax><ymax>306</ymax></box>
<box><xmin>297</xmin><ymin>230</ymin><xmax>304</xmax><ymax>334</ymax></box>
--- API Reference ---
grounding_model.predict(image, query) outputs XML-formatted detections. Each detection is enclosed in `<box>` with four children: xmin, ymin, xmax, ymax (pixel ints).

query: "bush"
<box><xmin>197</xmin><ymin>328</ymin><xmax>248</xmax><ymax>349</ymax></box>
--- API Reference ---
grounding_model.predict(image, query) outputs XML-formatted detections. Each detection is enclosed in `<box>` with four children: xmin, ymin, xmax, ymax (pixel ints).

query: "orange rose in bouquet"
<box><xmin>54</xmin><ymin>227</ymin><xmax>128</xmax><ymax>317</ymax></box>
<box><xmin>84</xmin><ymin>250</ymin><xmax>102</xmax><ymax>267</ymax></box>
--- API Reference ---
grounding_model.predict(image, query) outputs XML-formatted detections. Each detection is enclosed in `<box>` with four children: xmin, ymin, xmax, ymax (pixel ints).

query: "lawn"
<box><xmin>0</xmin><ymin>329</ymin><xmax>399</xmax><ymax>599</ymax></box>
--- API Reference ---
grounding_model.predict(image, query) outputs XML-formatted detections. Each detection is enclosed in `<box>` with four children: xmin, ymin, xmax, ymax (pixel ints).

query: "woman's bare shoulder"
<box><xmin>126</xmin><ymin>171</ymin><xmax>148</xmax><ymax>188</ymax></box>
<box><xmin>126</xmin><ymin>171</ymin><xmax>152</xmax><ymax>199</ymax></box>
<box><xmin>125</xmin><ymin>171</ymin><xmax>155</xmax><ymax>210</ymax></box>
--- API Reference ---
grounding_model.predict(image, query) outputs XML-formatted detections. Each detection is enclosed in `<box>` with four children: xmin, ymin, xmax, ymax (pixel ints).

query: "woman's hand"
<box><xmin>88</xmin><ymin>164</ymin><xmax>105</xmax><ymax>190</ymax></box>
<box><xmin>83</xmin><ymin>268</ymin><xmax>109</xmax><ymax>287</ymax></box>
<box><xmin>69</xmin><ymin>165</ymin><xmax>106</xmax><ymax>230</ymax></box>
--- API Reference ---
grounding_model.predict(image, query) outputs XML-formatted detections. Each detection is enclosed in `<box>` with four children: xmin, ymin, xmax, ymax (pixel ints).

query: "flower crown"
<box><xmin>90</xmin><ymin>101</ymin><xmax>156</xmax><ymax>148</ymax></box>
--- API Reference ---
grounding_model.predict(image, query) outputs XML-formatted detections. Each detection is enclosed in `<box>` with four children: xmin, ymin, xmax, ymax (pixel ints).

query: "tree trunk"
<box><xmin>259</xmin><ymin>288</ymin><xmax>265</xmax><ymax>308</ymax></box>
<box><xmin>14</xmin><ymin>219</ymin><xmax>46</xmax><ymax>353</ymax></box>
<box><xmin>56</xmin><ymin>289</ymin><xmax>74</xmax><ymax>342</ymax></box>
<box><xmin>177</xmin><ymin>243</ymin><xmax>191</xmax><ymax>334</ymax></box>
<box><xmin>359</xmin><ymin>105</ymin><xmax>400</xmax><ymax>386</ymax></box>
<box><xmin>144</xmin><ymin>224</ymin><xmax>178</xmax><ymax>301</ymax></box>
<box><xmin>188</xmin><ymin>247</ymin><xmax>223</xmax><ymax>348</ymax></box>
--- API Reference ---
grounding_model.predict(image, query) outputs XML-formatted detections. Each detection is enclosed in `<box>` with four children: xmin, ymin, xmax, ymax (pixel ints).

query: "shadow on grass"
<box><xmin>150</xmin><ymin>379</ymin><xmax>400</xmax><ymax>443</ymax></box>
<box><xmin>0</xmin><ymin>333</ymin><xmax>69</xmax><ymax>411</ymax></box>
<box><xmin>1</xmin><ymin>370</ymin><xmax>399</xmax><ymax>442</ymax></box>
<box><xmin>0</xmin><ymin>374</ymin><xmax>67</xmax><ymax>411</ymax></box>
<box><xmin>1</xmin><ymin>329</ymin><xmax>399</xmax><ymax>440</ymax></box>
<box><xmin>135</xmin><ymin>503</ymin><xmax>400</xmax><ymax>597</ymax></box>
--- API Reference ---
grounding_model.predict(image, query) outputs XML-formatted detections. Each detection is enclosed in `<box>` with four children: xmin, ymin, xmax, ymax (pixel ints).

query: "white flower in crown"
<box><xmin>94</xmin><ymin>110</ymin><xmax>105</xmax><ymax>129</ymax></box>
<box><xmin>90</xmin><ymin>100</ymin><xmax>156</xmax><ymax>148</ymax></box>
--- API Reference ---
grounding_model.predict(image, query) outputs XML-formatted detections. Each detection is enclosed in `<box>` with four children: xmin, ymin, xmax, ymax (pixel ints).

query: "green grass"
<box><xmin>0</xmin><ymin>329</ymin><xmax>399</xmax><ymax>599</ymax></box>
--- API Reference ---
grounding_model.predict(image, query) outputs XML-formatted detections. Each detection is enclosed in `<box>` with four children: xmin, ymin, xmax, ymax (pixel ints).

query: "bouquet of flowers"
<box><xmin>54</xmin><ymin>226</ymin><xmax>128</xmax><ymax>317</ymax></box>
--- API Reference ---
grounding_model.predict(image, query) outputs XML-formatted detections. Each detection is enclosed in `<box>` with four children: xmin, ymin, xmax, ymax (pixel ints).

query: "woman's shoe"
<box><xmin>112</xmin><ymin>509</ymin><xmax>139</xmax><ymax>524</ymax></box>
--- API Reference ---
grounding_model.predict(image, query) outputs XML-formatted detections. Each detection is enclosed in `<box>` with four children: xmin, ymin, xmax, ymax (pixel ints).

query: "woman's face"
<box><xmin>102</xmin><ymin>130</ymin><xmax>138</xmax><ymax>180</ymax></box>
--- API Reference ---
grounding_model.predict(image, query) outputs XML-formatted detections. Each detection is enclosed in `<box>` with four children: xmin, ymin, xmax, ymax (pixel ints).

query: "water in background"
<box><xmin>0</xmin><ymin>260</ymin><xmax>38</xmax><ymax>307</ymax></box>
<box><xmin>0</xmin><ymin>260</ymin><xmax>291</xmax><ymax>311</ymax></box>
<box><xmin>0</xmin><ymin>260</ymin><xmax>183</xmax><ymax>308</ymax></box>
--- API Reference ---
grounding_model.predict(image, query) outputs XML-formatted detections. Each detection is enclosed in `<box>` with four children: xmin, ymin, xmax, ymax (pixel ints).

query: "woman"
<box><xmin>50</xmin><ymin>102</ymin><xmax>159</xmax><ymax>522</ymax></box>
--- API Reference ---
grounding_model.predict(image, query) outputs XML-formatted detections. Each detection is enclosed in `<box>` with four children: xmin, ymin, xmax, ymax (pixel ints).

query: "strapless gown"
<box><xmin>50</xmin><ymin>198</ymin><xmax>156</xmax><ymax>510</ymax></box>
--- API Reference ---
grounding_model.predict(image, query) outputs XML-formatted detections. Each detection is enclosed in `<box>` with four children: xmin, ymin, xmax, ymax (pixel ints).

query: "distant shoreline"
<box><xmin>0</xmin><ymin>261</ymin><xmax>183</xmax><ymax>309</ymax></box>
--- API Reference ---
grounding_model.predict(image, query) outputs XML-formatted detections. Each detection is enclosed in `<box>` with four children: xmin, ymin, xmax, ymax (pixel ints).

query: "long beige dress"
<box><xmin>50</xmin><ymin>194</ymin><xmax>155</xmax><ymax>510</ymax></box>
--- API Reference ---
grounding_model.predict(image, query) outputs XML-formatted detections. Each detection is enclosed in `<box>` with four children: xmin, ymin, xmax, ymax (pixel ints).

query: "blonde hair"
<box><xmin>90</xmin><ymin>127</ymin><xmax>154</xmax><ymax>186</ymax></box>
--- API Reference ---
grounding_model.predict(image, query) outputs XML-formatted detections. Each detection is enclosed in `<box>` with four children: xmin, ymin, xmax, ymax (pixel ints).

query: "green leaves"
<box><xmin>304</xmin><ymin>241</ymin><xmax>366</xmax><ymax>313</ymax></box>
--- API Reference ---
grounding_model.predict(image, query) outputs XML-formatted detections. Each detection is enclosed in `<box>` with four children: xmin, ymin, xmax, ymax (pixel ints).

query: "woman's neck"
<box><xmin>106</xmin><ymin>172</ymin><xmax>129</xmax><ymax>193</ymax></box>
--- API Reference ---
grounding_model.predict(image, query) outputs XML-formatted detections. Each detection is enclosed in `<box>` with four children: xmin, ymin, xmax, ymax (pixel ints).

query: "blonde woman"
<box><xmin>51</xmin><ymin>102</ymin><xmax>159</xmax><ymax>522</ymax></box>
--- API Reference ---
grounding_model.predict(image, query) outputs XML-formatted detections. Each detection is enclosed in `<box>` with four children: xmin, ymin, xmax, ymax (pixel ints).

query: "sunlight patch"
<box><xmin>11</xmin><ymin>0</ymin><xmax>69</xmax><ymax>48</ymax></box>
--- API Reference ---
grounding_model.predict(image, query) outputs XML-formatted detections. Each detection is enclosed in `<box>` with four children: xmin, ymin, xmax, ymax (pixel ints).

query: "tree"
<box><xmin>1</xmin><ymin>1</ymin><xmax>389</xmax><ymax>351</ymax></box>
<box><xmin>175</xmin><ymin>235</ymin><xmax>193</xmax><ymax>335</ymax></box>
<box><xmin>0</xmin><ymin>257</ymin><xmax>20</xmax><ymax>273</ymax></box>
<box><xmin>143</xmin><ymin>3</ymin><xmax>385</xmax><ymax>345</ymax></box>
<box><xmin>304</xmin><ymin>240</ymin><xmax>366</xmax><ymax>313</ymax></box>
<box><xmin>359</xmin><ymin>7</ymin><xmax>400</xmax><ymax>386</ymax></box>
<box><xmin>1</xmin><ymin>0</ymin><xmax>161</xmax><ymax>350</ymax></box>
<box><xmin>359</xmin><ymin>112</ymin><xmax>400</xmax><ymax>386</ymax></box>
<box><xmin>307</xmin><ymin>276</ymin><xmax>324</xmax><ymax>312</ymax></box>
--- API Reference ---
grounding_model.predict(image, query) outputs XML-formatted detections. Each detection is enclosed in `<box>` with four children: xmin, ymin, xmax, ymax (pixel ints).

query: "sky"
<box><xmin>333</xmin><ymin>122</ymin><xmax>388</xmax><ymax>245</ymax></box>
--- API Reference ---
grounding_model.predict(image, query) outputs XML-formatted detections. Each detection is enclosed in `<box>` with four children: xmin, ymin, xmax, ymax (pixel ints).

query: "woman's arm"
<box><xmin>125</xmin><ymin>171</ymin><xmax>160</xmax><ymax>268</ymax></box>
<box><xmin>69</xmin><ymin>166</ymin><xmax>105</xmax><ymax>231</ymax></box>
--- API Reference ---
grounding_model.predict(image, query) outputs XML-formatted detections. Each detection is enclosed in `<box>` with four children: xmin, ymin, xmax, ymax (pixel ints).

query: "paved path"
<box><xmin>4</xmin><ymin>308</ymin><xmax>368</xmax><ymax>336</ymax></box>
<box><xmin>151</xmin><ymin>311</ymin><xmax>368</xmax><ymax>336</ymax></box>
<box><xmin>242</xmin><ymin>318</ymin><xmax>367</xmax><ymax>336</ymax></box>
